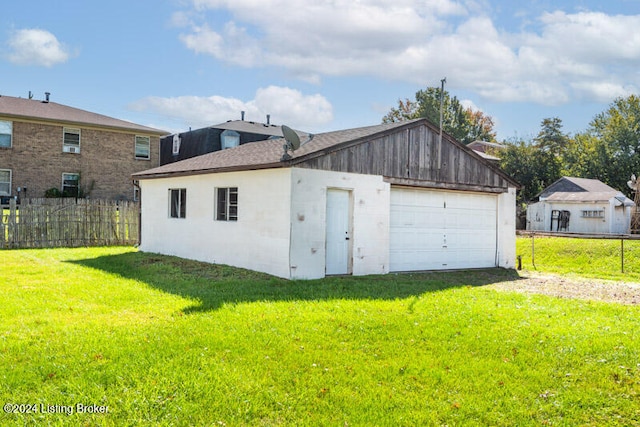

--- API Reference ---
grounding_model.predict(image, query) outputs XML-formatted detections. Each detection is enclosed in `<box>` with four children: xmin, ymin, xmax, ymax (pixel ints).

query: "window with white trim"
<box><xmin>0</xmin><ymin>120</ymin><xmax>12</xmax><ymax>148</ymax></box>
<box><xmin>169</xmin><ymin>188</ymin><xmax>186</xmax><ymax>218</ymax></box>
<box><xmin>221</xmin><ymin>130</ymin><xmax>240</xmax><ymax>149</ymax></box>
<box><xmin>135</xmin><ymin>135</ymin><xmax>150</xmax><ymax>160</ymax></box>
<box><xmin>0</xmin><ymin>169</ymin><xmax>11</xmax><ymax>195</ymax></box>
<box><xmin>62</xmin><ymin>173</ymin><xmax>80</xmax><ymax>197</ymax></box>
<box><xmin>172</xmin><ymin>134</ymin><xmax>181</xmax><ymax>155</ymax></box>
<box><xmin>216</xmin><ymin>187</ymin><xmax>238</xmax><ymax>221</ymax></box>
<box><xmin>63</xmin><ymin>127</ymin><xmax>81</xmax><ymax>153</ymax></box>
<box><xmin>582</xmin><ymin>209</ymin><xmax>604</xmax><ymax>218</ymax></box>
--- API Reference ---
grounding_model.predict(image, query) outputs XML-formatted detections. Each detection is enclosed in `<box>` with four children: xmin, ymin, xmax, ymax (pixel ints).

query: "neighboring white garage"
<box><xmin>390</xmin><ymin>187</ymin><xmax>498</xmax><ymax>271</ymax></box>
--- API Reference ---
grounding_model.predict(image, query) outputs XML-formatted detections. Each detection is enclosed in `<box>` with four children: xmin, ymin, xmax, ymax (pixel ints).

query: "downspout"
<box><xmin>133</xmin><ymin>180</ymin><xmax>142</xmax><ymax>247</ymax></box>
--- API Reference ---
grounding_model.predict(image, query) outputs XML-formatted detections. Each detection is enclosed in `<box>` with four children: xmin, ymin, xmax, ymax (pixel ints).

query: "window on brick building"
<box><xmin>63</xmin><ymin>128</ymin><xmax>81</xmax><ymax>153</ymax></box>
<box><xmin>0</xmin><ymin>169</ymin><xmax>11</xmax><ymax>195</ymax></box>
<box><xmin>62</xmin><ymin>173</ymin><xmax>80</xmax><ymax>197</ymax></box>
<box><xmin>135</xmin><ymin>136</ymin><xmax>150</xmax><ymax>160</ymax></box>
<box><xmin>0</xmin><ymin>121</ymin><xmax>12</xmax><ymax>148</ymax></box>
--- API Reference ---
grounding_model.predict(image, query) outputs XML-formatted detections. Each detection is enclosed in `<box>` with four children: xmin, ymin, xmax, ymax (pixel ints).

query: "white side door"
<box><xmin>326</xmin><ymin>189</ymin><xmax>352</xmax><ymax>275</ymax></box>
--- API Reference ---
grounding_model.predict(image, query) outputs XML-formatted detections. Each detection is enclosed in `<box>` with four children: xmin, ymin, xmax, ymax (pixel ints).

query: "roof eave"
<box><xmin>0</xmin><ymin>112</ymin><xmax>168</xmax><ymax>136</ymax></box>
<box><xmin>133</xmin><ymin>161</ymin><xmax>285</xmax><ymax>180</ymax></box>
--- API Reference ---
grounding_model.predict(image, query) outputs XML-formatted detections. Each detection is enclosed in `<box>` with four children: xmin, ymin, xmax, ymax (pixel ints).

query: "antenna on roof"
<box><xmin>280</xmin><ymin>125</ymin><xmax>314</xmax><ymax>161</ymax></box>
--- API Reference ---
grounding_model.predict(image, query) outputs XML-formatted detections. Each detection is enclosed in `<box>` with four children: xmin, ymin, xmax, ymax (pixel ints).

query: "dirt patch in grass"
<box><xmin>487</xmin><ymin>271</ymin><xmax>640</xmax><ymax>305</ymax></box>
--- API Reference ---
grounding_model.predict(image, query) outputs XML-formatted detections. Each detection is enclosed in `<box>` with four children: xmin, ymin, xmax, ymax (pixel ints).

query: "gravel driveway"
<box><xmin>487</xmin><ymin>271</ymin><xmax>640</xmax><ymax>305</ymax></box>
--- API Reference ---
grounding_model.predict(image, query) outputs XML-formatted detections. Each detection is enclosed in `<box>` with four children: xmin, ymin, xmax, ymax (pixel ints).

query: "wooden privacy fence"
<box><xmin>1</xmin><ymin>198</ymin><xmax>139</xmax><ymax>249</ymax></box>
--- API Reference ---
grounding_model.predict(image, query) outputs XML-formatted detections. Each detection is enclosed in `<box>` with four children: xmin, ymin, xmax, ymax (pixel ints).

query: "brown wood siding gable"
<box><xmin>296</xmin><ymin>122</ymin><xmax>511</xmax><ymax>191</ymax></box>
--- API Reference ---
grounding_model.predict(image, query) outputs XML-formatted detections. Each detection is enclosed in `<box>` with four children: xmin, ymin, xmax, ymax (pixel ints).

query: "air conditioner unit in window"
<box><xmin>63</xmin><ymin>145</ymin><xmax>79</xmax><ymax>153</ymax></box>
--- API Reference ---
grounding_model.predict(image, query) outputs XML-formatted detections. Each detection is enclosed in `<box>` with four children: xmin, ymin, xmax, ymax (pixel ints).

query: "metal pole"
<box><xmin>437</xmin><ymin>77</ymin><xmax>446</xmax><ymax>169</ymax></box>
<box><xmin>621</xmin><ymin>238</ymin><xmax>625</xmax><ymax>273</ymax></box>
<box><xmin>531</xmin><ymin>233</ymin><xmax>536</xmax><ymax>270</ymax></box>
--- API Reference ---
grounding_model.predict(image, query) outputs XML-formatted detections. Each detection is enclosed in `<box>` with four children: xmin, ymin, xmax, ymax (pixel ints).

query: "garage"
<box><xmin>390</xmin><ymin>187</ymin><xmax>498</xmax><ymax>272</ymax></box>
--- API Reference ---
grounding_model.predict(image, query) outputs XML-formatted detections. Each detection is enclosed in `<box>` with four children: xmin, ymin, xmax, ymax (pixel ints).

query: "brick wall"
<box><xmin>0</xmin><ymin>120</ymin><xmax>160</xmax><ymax>200</ymax></box>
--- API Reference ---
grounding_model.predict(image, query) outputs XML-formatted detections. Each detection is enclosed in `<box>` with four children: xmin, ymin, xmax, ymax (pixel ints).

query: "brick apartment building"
<box><xmin>0</xmin><ymin>93</ymin><xmax>167</xmax><ymax>202</ymax></box>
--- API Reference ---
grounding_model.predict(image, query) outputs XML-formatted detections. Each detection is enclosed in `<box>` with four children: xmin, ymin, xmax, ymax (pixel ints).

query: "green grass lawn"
<box><xmin>1</xmin><ymin>245</ymin><xmax>639</xmax><ymax>426</ymax></box>
<box><xmin>517</xmin><ymin>234</ymin><xmax>640</xmax><ymax>281</ymax></box>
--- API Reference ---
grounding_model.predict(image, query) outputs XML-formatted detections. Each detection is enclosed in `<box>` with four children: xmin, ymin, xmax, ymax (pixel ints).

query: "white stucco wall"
<box><xmin>497</xmin><ymin>187</ymin><xmax>517</xmax><ymax>269</ymax></box>
<box><xmin>288</xmin><ymin>168</ymin><xmax>390</xmax><ymax>279</ymax></box>
<box><xmin>139</xmin><ymin>166</ymin><xmax>517</xmax><ymax>279</ymax></box>
<box><xmin>138</xmin><ymin>168</ymin><xmax>293</xmax><ymax>278</ymax></box>
<box><xmin>526</xmin><ymin>200</ymin><xmax>631</xmax><ymax>234</ymax></box>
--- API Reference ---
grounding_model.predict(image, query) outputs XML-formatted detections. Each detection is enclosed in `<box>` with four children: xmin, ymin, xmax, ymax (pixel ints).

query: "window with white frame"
<box><xmin>581</xmin><ymin>209</ymin><xmax>604</xmax><ymax>218</ymax></box>
<box><xmin>62</xmin><ymin>173</ymin><xmax>80</xmax><ymax>197</ymax></box>
<box><xmin>135</xmin><ymin>135</ymin><xmax>151</xmax><ymax>160</ymax></box>
<box><xmin>0</xmin><ymin>169</ymin><xmax>11</xmax><ymax>195</ymax></box>
<box><xmin>221</xmin><ymin>130</ymin><xmax>240</xmax><ymax>149</ymax></box>
<box><xmin>169</xmin><ymin>188</ymin><xmax>186</xmax><ymax>218</ymax></box>
<box><xmin>172</xmin><ymin>134</ymin><xmax>181</xmax><ymax>155</ymax></box>
<box><xmin>216</xmin><ymin>187</ymin><xmax>238</xmax><ymax>221</ymax></box>
<box><xmin>0</xmin><ymin>120</ymin><xmax>12</xmax><ymax>148</ymax></box>
<box><xmin>63</xmin><ymin>127</ymin><xmax>81</xmax><ymax>153</ymax></box>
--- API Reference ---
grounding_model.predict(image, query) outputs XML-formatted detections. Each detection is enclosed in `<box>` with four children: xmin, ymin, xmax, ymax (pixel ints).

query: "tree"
<box><xmin>383</xmin><ymin>87</ymin><xmax>497</xmax><ymax>144</ymax></box>
<box><xmin>499</xmin><ymin>118</ymin><xmax>568</xmax><ymax>206</ymax></box>
<box><xmin>499</xmin><ymin>139</ymin><xmax>546</xmax><ymax>205</ymax></box>
<box><xmin>587</xmin><ymin>95</ymin><xmax>640</xmax><ymax>196</ymax></box>
<box><xmin>562</xmin><ymin>132</ymin><xmax>615</xmax><ymax>186</ymax></box>
<box><xmin>535</xmin><ymin>117</ymin><xmax>569</xmax><ymax>153</ymax></box>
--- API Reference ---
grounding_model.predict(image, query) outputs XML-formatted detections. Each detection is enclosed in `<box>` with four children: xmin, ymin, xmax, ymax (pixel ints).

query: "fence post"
<box><xmin>531</xmin><ymin>233</ymin><xmax>536</xmax><ymax>270</ymax></box>
<box><xmin>8</xmin><ymin>198</ymin><xmax>16</xmax><ymax>248</ymax></box>
<box><xmin>621</xmin><ymin>238</ymin><xmax>625</xmax><ymax>274</ymax></box>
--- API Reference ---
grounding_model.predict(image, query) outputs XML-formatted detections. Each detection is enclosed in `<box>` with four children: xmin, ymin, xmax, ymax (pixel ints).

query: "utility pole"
<box><xmin>438</xmin><ymin>77</ymin><xmax>446</xmax><ymax>169</ymax></box>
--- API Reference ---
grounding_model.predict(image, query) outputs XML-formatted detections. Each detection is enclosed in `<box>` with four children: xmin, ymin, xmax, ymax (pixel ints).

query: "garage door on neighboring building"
<box><xmin>390</xmin><ymin>187</ymin><xmax>498</xmax><ymax>272</ymax></box>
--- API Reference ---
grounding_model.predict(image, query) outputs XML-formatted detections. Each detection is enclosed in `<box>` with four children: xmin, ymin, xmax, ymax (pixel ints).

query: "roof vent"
<box><xmin>266</xmin><ymin>114</ymin><xmax>271</xmax><ymax>125</ymax></box>
<box><xmin>43</xmin><ymin>92</ymin><xmax>50</xmax><ymax>103</ymax></box>
<box><xmin>241</xmin><ymin>111</ymin><xmax>245</xmax><ymax>121</ymax></box>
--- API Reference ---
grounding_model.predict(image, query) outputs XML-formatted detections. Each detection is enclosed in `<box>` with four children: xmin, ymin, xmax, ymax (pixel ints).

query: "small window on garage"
<box><xmin>169</xmin><ymin>188</ymin><xmax>186</xmax><ymax>218</ymax></box>
<box><xmin>216</xmin><ymin>187</ymin><xmax>238</xmax><ymax>221</ymax></box>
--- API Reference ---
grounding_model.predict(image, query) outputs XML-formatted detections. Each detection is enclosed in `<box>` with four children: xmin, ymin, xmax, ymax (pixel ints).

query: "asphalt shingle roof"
<box><xmin>539</xmin><ymin>177</ymin><xmax>634</xmax><ymax>205</ymax></box>
<box><xmin>0</xmin><ymin>94</ymin><xmax>166</xmax><ymax>135</ymax></box>
<box><xmin>134</xmin><ymin>120</ymin><xmax>418</xmax><ymax>179</ymax></box>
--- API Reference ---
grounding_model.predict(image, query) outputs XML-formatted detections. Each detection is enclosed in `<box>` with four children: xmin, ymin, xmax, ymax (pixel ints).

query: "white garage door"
<box><xmin>390</xmin><ymin>187</ymin><xmax>497</xmax><ymax>271</ymax></box>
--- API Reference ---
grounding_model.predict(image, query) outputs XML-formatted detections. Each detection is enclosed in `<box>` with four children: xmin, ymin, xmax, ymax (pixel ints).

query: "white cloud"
<box><xmin>174</xmin><ymin>1</ymin><xmax>640</xmax><ymax>106</ymax></box>
<box><xmin>129</xmin><ymin>86</ymin><xmax>333</xmax><ymax>131</ymax></box>
<box><xmin>6</xmin><ymin>28</ymin><xmax>71</xmax><ymax>67</ymax></box>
